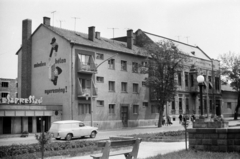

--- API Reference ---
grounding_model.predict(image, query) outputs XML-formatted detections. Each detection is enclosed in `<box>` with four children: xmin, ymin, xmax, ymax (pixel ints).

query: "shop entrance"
<box><xmin>3</xmin><ymin>117</ymin><xmax>11</xmax><ymax>134</ymax></box>
<box><xmin>28</xmin><ymin>117</ymin><xmax>32</xmax><ymax>133</ymax></box>
<box><xmin>121</xmin><ymin>106</ymin><xmax>128</xmax><ymax>127</ymax></box>
<box><xmin>36</xmin><ymin>116</ymin><xmax>51</xmax><ymax>133</ymax></box>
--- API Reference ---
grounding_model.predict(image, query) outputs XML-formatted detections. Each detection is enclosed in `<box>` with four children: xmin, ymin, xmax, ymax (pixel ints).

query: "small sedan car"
<box><xmin>48</xmin><ymin>120</ymin><xmax>98</xmax><ymax>141</ymax></box>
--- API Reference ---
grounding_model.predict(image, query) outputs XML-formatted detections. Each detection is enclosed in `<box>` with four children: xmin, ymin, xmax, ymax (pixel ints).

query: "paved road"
<box><xmin>0</xmin><ymin>123</ymin><xmax>185</xmax><ymax>146</ymax></box>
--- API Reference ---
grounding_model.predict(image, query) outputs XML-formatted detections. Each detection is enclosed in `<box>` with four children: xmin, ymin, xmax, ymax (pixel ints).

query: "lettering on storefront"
<box><xmin>44</xmin><ymin>86</ymin><xmax>67</xmax><ymax>95</ymax></box>
<box><xmin>55</xmin><ymin>58</ymin><xmax>66</xmax><ymax>64</ymax></box>
<box><xmin>1</xmin><ymin>95</ymin><xmax>43</xmax><ymax>104</ymax></box>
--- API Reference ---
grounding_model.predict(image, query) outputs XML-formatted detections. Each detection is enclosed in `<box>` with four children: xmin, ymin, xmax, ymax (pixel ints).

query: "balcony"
<box><xmin>78</xmin><ymin>62</ymin><xmax>97</xmax><ymax>74</ymax></box>
<box><xmin>77</xmin><ymin>79</ymin><xmax>98</xmax><ymax>98</ymax></box>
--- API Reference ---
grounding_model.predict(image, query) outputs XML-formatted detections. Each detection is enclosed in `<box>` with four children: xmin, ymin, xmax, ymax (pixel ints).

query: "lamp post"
<box><xmin>197</xmin><ymin>75</ymin><xmax>204</xmax><ymax>119</ymax></box>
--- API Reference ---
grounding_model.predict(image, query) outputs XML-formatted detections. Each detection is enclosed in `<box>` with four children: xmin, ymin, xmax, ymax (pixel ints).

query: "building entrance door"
<box><xmin>216</xmin><ymin>100</ymin><xmax>221</xmax><ymax>116</ymax></box>
<box><xmin>121</xmin><ymin>106</ymin><xmax>128</xmax><ymax>127</ymax></box>
<box><xmin>36</xmin><ymin>116</ymin><xmax>51</xmax><ymax>133</ymax></box>
<box><xmin>3</xmin><ymin>117</ymin><xmax>11</xmax><ymax>134</ymax></box>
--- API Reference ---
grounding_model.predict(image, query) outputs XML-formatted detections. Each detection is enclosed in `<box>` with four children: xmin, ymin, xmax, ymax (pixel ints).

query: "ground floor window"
<box><xmin>78</xmin><ymin>104</ymin><xmax>91</xmax><ymax>114</ymax></box>
<box><xmin>109</xmin><ymin>104</ymin><xmax>115</xmax><ymax>114</ymax></box>
<box><xmin>133</xmin><ymin>105</ymin><xmax>139</xmax><ymax>114</ymax></box>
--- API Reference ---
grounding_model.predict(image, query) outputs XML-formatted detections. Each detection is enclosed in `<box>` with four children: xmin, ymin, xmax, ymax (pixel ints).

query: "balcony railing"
<box><xmin>78</xmin><ymin>62</ymin><xmax>97</xmax><ymax>73</ymax></box>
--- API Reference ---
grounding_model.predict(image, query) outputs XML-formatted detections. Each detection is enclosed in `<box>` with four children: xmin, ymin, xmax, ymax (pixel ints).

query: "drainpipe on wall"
<box><xmin>70</xmin><ymin>42</ymin><xmax>74</xmax><ymax>120</ymax></box>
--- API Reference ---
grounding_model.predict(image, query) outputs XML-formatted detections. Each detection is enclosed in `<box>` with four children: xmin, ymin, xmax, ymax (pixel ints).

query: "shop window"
<box><xmin>96</xmin><ymin>76</ymin><xmax>104</xmax><ymax>83</ymax></box>
<box><xmin>108</xmin><ymin>59</ymin><xmax>115</xmax><ymax>69</ymax></box>
<box><xmin>179</xmin><ymin>98</ymin><xmax>182</xmax><ymax>113</ymax></box>
<box><xmin>1</xmin><ymin>82</ymin><xmax>9</xmax><ymax>87</ymax></box>
<box><xmin>109</xmin><ymin>81</ymin><xmax>115</xmax><ymax>92</ymax></box>
<box><xmin>121</xmin><ymin>60</ymin><xmax>127</xmax><ymax>71</ymax></box>
<box><xmin>121</xmin><ymin>82</ymin><xmax>127</xmax><ymax>93</ymax></box>
<box><xmin>97</xmin><ymin>100</ymin><xmax>104</xmax><ymax>107</ymax></box>
<box><xmin>78</xmin><ymin>104</ymin><xmax>91</xmax><ymax>114</ymax></box>
<box><xmin>133</xmin><ymin>105</ymin><xmax>139</xmax><ymax>114</ymax></box>
<box><xmin>133</xmin><ymin>83</ymin><xmax>139</xmax><ymax>93</ymax></box>
<box><xmin>109</xmin><ymin>104</ymin><xmax>115</xmax><ymax>114</ymax></box>
<box><xmin>96</xmin><ymin>53</ymin><xmax>104</xmax><ymax>60</ymax></box>
<box><xmin>186</xmin><ymin>98</ymin><xmax>189</xmax><ymax>113</ymax></box>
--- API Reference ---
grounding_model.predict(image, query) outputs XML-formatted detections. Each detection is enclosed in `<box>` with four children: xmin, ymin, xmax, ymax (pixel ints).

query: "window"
<box><xmin>1</xmin><ymin>92</ymin><xmax>8</xmax><ymax>98</ymax></box>
<box><xmin>209</xmin><ymin>99</ymin><xmax>213</xmax><ymax>113</ymax></box>
<box><xmin>78</xmin><ymin>54</ymin><xmax>91</xmax><ymax>65</ymax></box>
<box><xmin>96</xmin><ymin>76</ymin><xmax>104</xmax><ymax>83</ymax></box>
<box><xmin>142</xmin><ymin>81</ymin><xmax>146</xmax><ymax>87</ymax></box>
<box><xmin>172</xmin><ymin>101</ymin><xmax>175</xmax><ymax>110</ymax></box>
<box><xmin>97</xmin><ymin>100</ymin><xmax>104</xmax><ymax>107</ymax></box>
<box><xmin>96</xmin><ymin>53</ymin><xmax>104</xmax><ymax>60</ymax></box>
<box><xmin>121</xmin><ymin>60</ymin><xmax>127</xmax><ymax>71</ymax></box>
<box><xmin>185</xmin><ymin>72</ymin><xmax>189</xmax><ymax>87</ymax></box>
<box><xmin>208</xmin><ymin>76</ymin><xmax>212</xmax><ymax>82</ymax></box>
<box><xmin>151</xmin><ymin>105</ymin><xmax>158</xmax><ymax>113</ymax></box>
<box><xmin>16</xmin><ymin>82</ymin><xmax>18</xmax><ymax>88</ymax></box>
<box><xmin>227</xmin><ymin>102</ymin><xmax>231</xmax><ymax>109</ymax></box>
<box><xmin>204</xmin><ymin>99</ymin><xmax>207</xmax><ymax>113</ymax></box>
<box><xmin>133</xmin><ymin>83</ymin><xmax>139</xmax><ymax>93</ymax></box>
<box><xmin>78</xmin><ymin>104</ymin><xmax>91</xmax><ymax>114</ymax></box>
<box><xmin>190</xmin><ymin>74</ymin><xmax>194</xmax><ymax>87</ymax></box>
<box><xmin>109</xmin><ymin>104</ymin><xmax>115</xmax><ymax>114</ymax></box>
<box><xmin>109</xmin><ymin>81</ymin><xmax>115</xmax><ymax>92</ymax></box>
<box><xmin>186</xmin><ymin>98</ymin><xmax>189</xmax><ymax>112</ymax></box>
<box><xmin>1</xmin><ymin>82</ymin><xmax>9</xmax><ymax>87</ymax></box>
<box><xmin>178</xmin><ymin>72</ymin><xmax>182</xmax><ymax>86</ymax></box>
<box><xmin>179</xmin><ymin>98</ymin><xmax>182</xmax><ymax>111</ymax></box>
<box><xmin>108</xmin><ymin>59</ymin><xmax>115</xmax><ymax>69</ymax></box>
<box><xmin>132</xmin><ymin>62</ymin><xmax>139</xmax><ymax>73</ymax></box>
<box><xmin>143</xmin><ymin>102</ymin><xmax>148</xmax><ymax>107</ymax></box>
<box><xmin>15</xmin><ymin>92</ymin><xmax>18</xmax><ymax>98</ymax></box>
<box><xmin>79</xmin><ymin>78</ymin><xmax>91</xmax><ymax>89</ymax></box>
<box><xmin>133</xmin><ymin>105</ymin><xmax>139</xmax><ymax>114</ymax></box>
<box><xmin>121</xmin><ymin>82</ymin><xmax>127</xmax><ymax>92</ymax></box>
<box><xmin>215</xmin><ymin>77</ymin><xmax>220</xmax><ymax>90</ymax></box>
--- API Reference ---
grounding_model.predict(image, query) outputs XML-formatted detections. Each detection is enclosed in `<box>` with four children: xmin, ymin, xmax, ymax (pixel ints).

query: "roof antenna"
<box><xmin>72</xmin><ymin>17</ymin><xmax>80</xmax><ymax>32</ymax></box>
<box><xmin>185</xmin><ymin>36</ymin><xmax>189</xmax><ymax>44</ymax></box>
<box><xmin>176</xmin><ymin>36</ymin><xmax>181</xmax><ymax>41</ymax></box>
<box><xmin>58</xmin><ymin>20</ymin><xmax>65</xmax><ymax>28</ymax></box>
<box><xmin>108</xmin><ymin>28</ymin><xmax>118</xmax><ymax>42</ymax></box>
<box><xmin>51</xmin><ymin>11</ymin><xmax>56</xmax><ymax>27</ymax></box>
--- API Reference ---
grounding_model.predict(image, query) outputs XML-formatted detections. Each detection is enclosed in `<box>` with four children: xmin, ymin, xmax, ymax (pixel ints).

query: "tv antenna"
<box><xmin>58</xmin><ymin>20</ymin><xmax>65</xmax><ymax>28</ymax></box>
<box><xmin>185</xmin><ymin>36</ymin><xmax>189</xmax><ymax>44</ymax></box>
<box><xmin>72</xmin><ymin>17</ymin><xmax>80</xmax><ymax>32</ymax></box>
<box><xmin>176</xmin><ymin>36</ymin><xmax>181</xmax><ymax>41</ymax></box>
<box><xmin>51</xmin><ymin>11</ymin><xmax>56</xmax><ymax>26</ymax></box>
<box><xmin>108</xmin><ymin>28</ymin><xmax>118</xmax><ymax>42</ymax></box>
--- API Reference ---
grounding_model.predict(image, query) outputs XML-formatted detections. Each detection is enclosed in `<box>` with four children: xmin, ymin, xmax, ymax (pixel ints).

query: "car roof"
<box><xmin>53</xmin><ymin>120</ymin><xmax>83</xmax><ymax>124</ymax></box>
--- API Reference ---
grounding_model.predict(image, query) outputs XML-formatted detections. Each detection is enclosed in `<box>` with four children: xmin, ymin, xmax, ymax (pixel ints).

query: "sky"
<box><xmin>0</xmin><ymin>0</ymin><xmax>240</xmax><ymax>79</ymax></box>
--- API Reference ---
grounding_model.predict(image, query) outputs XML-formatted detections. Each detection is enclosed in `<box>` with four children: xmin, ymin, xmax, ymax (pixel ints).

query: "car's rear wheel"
<box><xmin>66</xmin><ymin>133</ymin><xmax>72</xmax><ymax>141</ymax></box>
<box><xmin>90</xmin><ymin>131</ymin><xmax>96</xmax><ymax>138</ymax></box>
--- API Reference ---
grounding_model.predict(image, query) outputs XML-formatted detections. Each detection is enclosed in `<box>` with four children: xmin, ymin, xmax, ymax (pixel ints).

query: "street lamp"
<box><xmin>197</xmin><ymin>75</ymin><xmax>204</xmax><ymax>119</ymax></box>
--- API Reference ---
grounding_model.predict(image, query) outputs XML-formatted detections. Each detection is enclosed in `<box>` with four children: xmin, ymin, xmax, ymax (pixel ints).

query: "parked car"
<box><xmin>48</xmin><ymin>120</ymin><xmax>98</xmax><ymax>141</ymax></box>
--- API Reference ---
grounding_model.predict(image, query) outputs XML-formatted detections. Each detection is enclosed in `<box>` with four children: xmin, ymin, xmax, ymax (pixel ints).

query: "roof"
<box><xmin>53</xmin><ymin>120</ymin><xmax>82</xmax><ymax>124</ymax></box>
<box><xmin>221</xmin><ymin>84</ymin><xmax>236</xmax><ymax>92</ymax></box>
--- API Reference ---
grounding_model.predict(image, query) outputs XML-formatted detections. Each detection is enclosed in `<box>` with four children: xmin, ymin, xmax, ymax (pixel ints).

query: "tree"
<box><xmin>219</xmin><ymin>52</ymin><xmax>240</xmax><ymax>120</ymax></box>
<box><xmin>142</xmin><ymin>41</ymin><xmax>188</xmax><ymax>127</ymax></box>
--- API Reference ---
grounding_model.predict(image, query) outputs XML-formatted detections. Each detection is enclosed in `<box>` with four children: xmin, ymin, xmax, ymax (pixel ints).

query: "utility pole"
<box><xmin>72</xmin><ymin>17</ymin><xmax>80</xmax><ymax>32</ymax></box>
<box><xmin>51</xmin><ymin>11</ymin><xmax>56</xmax><ymax>26</ymax></box>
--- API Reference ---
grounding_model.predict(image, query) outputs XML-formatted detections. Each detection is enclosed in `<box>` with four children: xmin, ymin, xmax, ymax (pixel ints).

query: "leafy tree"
<box><xmin>141</xmin><ymin>41</ymin><xmax>188</xmax><ymax>127</ymax></box>
<box><xmin>219</xmin><ymin>52</ymin><xmax>240</xmax><ymax>120</ymax></box>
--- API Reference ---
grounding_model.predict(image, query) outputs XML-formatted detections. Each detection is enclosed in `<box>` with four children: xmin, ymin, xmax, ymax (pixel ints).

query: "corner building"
<box><xmin>6</xmin><ymin>17</ymin><xmax>221</xmax><ymax>133</ymax></box>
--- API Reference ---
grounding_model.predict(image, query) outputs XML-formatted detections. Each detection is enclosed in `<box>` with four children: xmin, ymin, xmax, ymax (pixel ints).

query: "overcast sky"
<box><xmin>0</xmin><ymin>0</ymin><xmax>240</xmax><ymax>79</ymax></box>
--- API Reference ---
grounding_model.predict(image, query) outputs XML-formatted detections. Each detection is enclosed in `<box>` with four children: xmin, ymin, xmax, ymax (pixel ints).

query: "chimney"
<box><xmin>95</xmin><ymin>32</ymin><xmax>100</xmax><ymax>39</ymax></box>
<box><xmin>21</xmin><ymin>19</ymin><xmax>32</xmax><ymax>98</ymax></box>
<box><xmin>43</xmin><ymin>17</ymin><xmax>50</xmax><ymax>26</ymax></box>
<box><xmin>88</xmin><ymin>26</ymin><xmax>95</xmax><ymax>41</ymax></box>
<box><xmin>127</xmin><ymin>30</ymin><xmax>133</xmax><ymax>49</ymax></box>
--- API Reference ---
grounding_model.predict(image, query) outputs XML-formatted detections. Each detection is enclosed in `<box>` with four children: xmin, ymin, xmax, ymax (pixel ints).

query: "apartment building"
<box><xmin>0</xmin><ymin>17</ymin><xmax>221</xmax><ymax>134</ymax></box>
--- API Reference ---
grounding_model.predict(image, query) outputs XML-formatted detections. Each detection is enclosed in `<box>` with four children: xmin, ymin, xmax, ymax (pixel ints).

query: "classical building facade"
<box><xmin>0</xmin><ymin>17</ymin><xmax>222</xmax><ymax>134</ymax></box>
